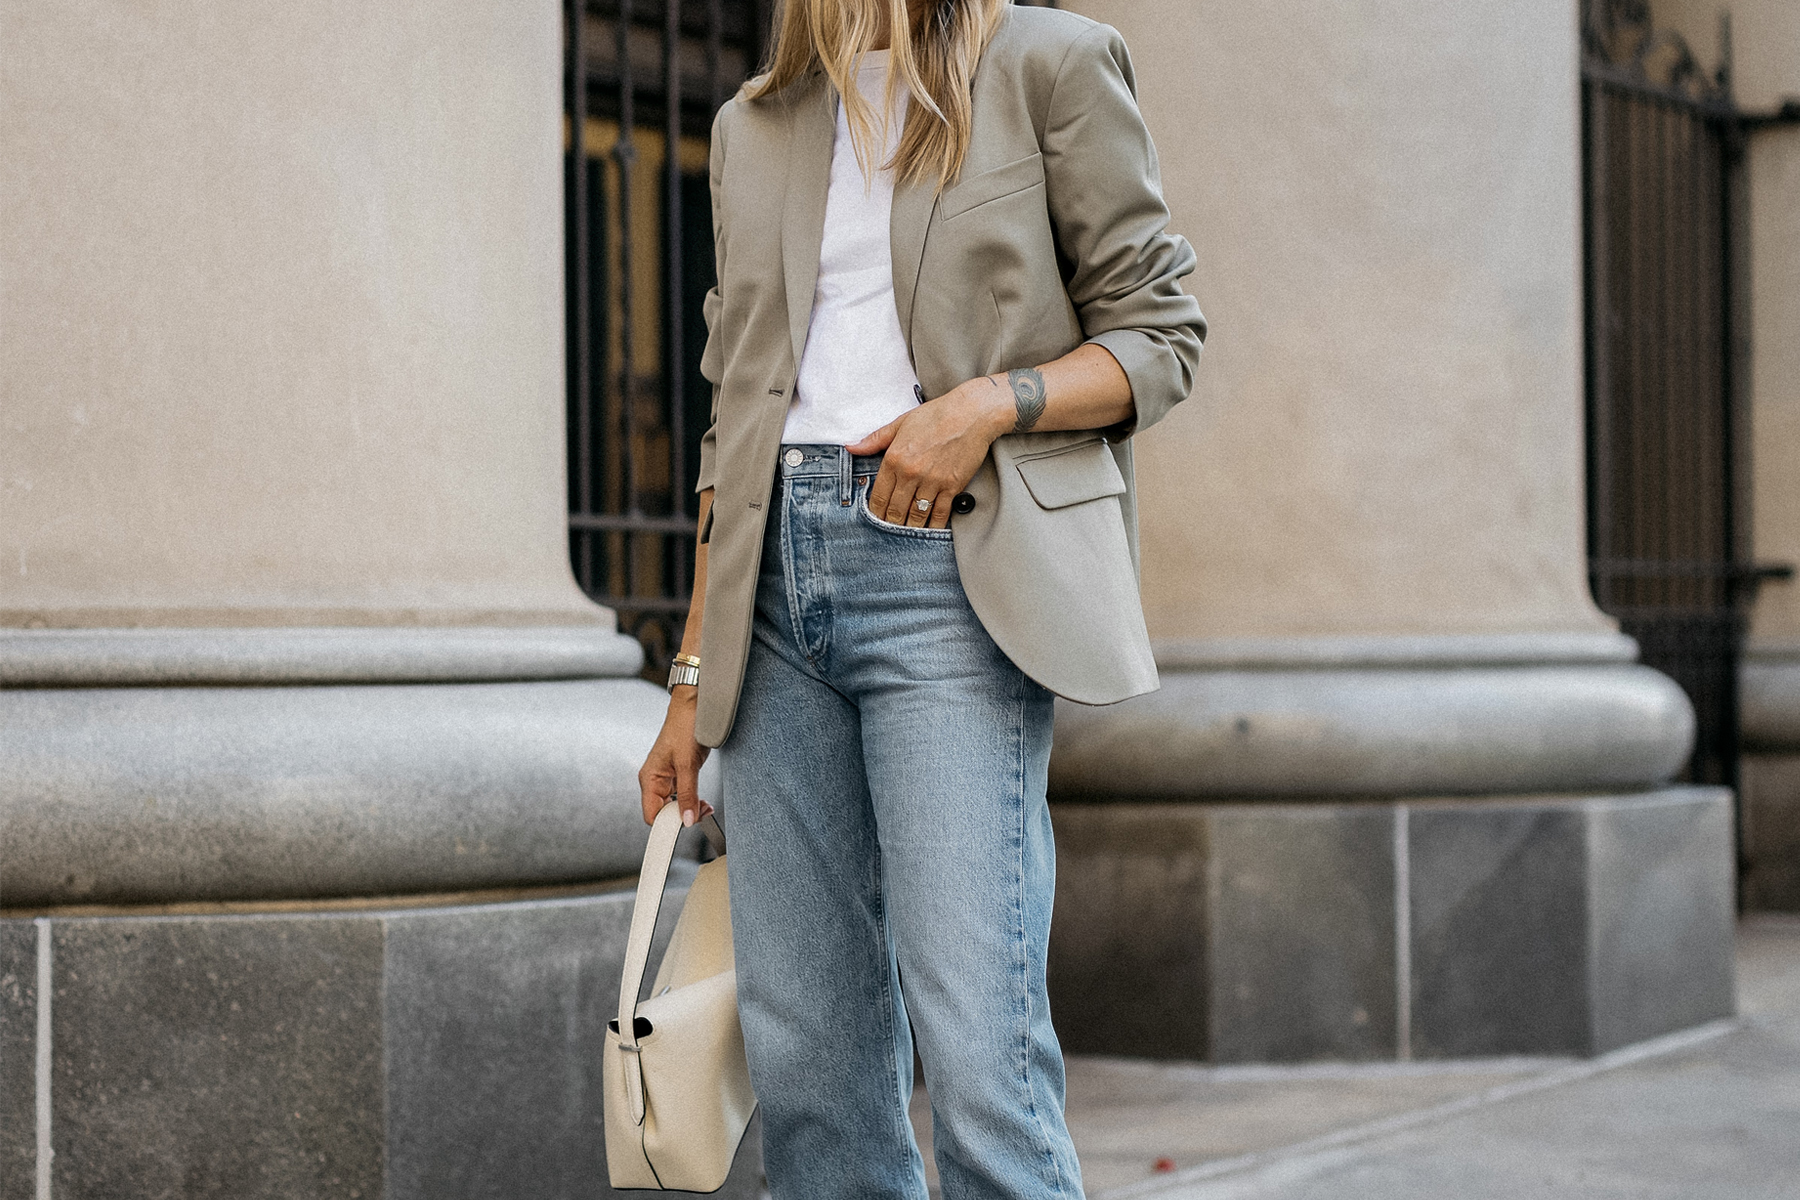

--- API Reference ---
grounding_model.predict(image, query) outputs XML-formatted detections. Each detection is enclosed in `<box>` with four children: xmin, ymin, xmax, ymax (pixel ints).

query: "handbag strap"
<box><xmin>617</xmin><ymin>805</ymin><xmax>730</xmax><ymax>1049</ymax></box>
<box><xmin>618</xmin><ymin>802</ymin><xmax>685</xmax><ymax>1050</ymax></box>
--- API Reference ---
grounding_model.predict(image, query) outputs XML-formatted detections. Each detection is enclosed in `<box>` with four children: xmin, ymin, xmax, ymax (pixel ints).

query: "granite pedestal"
<box><xmin>0</xmin><ymin>876</ymin><xmax>764</xmax><ymax>1200</ymax></box>
<box><xmin>1048</xmin><ymin>790</ymin><xmax>1736</xmax><ymax>1063</ymax></box>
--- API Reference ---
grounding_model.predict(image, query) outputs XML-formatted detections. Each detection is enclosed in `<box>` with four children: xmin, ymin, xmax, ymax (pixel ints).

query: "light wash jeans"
<box><xmin>720</xmin><ymin>445</ymin><xmax>1084</xmax><ymax>1200</ymax></box>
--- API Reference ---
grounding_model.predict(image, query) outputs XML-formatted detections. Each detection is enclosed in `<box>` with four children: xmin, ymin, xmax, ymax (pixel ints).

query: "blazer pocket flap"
<box><xmin>937</xmin><ymin>152</ymin><xmax>1045</xmax><ymax>221</ymax></box>
<box><xmin>1015</xmin><ymin>440</ymin><xmax>1127</xmax><ymax>510</ymax></box>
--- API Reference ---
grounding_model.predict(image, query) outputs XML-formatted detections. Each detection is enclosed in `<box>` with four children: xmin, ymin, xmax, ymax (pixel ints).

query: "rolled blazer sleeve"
<box><xmin>1043</xmin><ymin>24</ymin><xmax>1205</xmax><ymax>435</ymax></box>
<box><xmin>695</xmin><ymin>107</ymin><xmax>729</xmax><ymax>494</ymax></box>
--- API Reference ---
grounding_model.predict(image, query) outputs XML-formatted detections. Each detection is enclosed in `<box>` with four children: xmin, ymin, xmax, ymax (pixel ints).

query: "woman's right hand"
<box><xmin>637</xmin><ymin>685</ymin><xmax>713</xmax><ymax>827</ymax></box>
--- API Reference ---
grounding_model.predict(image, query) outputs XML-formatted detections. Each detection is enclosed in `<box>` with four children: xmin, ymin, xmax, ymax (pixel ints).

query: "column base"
<box><xmin>1048</xmin><ymin>789</ymin><xmax>1736</xmax><ymax>1062</ymax></box>
<box><xmin>1052</xmin><ymin>638</ymin><xmax>1694</xmax><ymax>799</ymax></box>
<box><xmin>0</xmin><ymin>626</ymin><xmax>674</xmax><ymax>906</ymax></box>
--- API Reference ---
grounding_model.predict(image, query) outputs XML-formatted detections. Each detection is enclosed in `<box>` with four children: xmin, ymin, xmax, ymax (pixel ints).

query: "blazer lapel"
<box><xmin>780</xmin><ymin>76</ymin><xmax>836</xmax><ymax>372</ymax></box>
<box><xmin>889</xmin><ymin>174</ymin><xmax>937</xmax><ymax>359</ymax></box>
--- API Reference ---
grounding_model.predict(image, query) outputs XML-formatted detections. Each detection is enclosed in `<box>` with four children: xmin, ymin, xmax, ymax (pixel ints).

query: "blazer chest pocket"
<box><xmin>1014</xmin><ymin>438</ymin><xmax>1126</xmax><ymax>510</ymax></box>
<box><xmin>938</xmin><ymin>152</ymin><xmax>1045</xmax><ymax>221</ymax></box>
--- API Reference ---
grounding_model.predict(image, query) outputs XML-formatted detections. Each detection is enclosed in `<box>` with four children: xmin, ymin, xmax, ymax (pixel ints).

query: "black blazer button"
<box><xmin>951</xmin><ymin>493</ymin><xmax>976</xmax><ymax>515</ymax></box>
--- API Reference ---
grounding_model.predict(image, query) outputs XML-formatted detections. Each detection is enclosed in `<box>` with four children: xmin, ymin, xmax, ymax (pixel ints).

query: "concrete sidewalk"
<box><xmin>911</xmin><ymin>915</ymin><xmax>1800</xmax><ymax>1198</ymax></box>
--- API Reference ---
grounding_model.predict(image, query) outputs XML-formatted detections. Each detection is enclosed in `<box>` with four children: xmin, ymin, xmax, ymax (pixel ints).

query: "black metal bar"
<box><xmin>570</xmin><ymin>513</ymin><xmax>700</xmax><ymax>534</ymax></box>
<box><xmin>707</xmin><ymin>0</ymin><xmax>724</xmax><ymax>111</ymax></box>
<box><xmin>1739</xmin><ymin>99</ymin><xmax>1800</xmax><ymax>131</ymax></box>
<box><xmin>666</xmin><ymin>0</ymin><xmax>689</xmax><ymax>606</ymax></box>
<box><xmin>1721</xmin><ymin>69</ymin><xmax>1750</xmax><ymax>593</ymax></box>
<box><xmin>1582</xmin><ymin>60</ymin><xmax>1738</xmax><ymax>120</ymax></box>
<box><xmin>1650</xmin><ymin>100</ymin><xmax>1673</xmax><ymax>602</ymax></box>
<box><xmin>617</xmin><ymin>0</ymin><xmax>639</xmax><ymax>534</ymax></box>
<box><xmin>614</xmin><ymin>0</ymin><xmax>641</xmax><ymax>620</ymax></box>
<box><xmin>1716</xmin><ymin>21</ymin><xmax>1748</xmax><ymax>812</ymax></box>
<box><xmin>752</xmin><ymin>0</ymin><xmax>771</xmax><ymax>73</ymax></box>
<box><xmin>588</xmin><ymin>594</ymin><xmax>697</xmax><ymax>614</ymax></box>
<box><xmin>1591</xmin><ymin>559</ymin><xmax>1788</xmax><ymax>579</ymax></box>
<box><xmin>1622</xmin><ymin>93</ymin><xmax>1646</xmax><ymax>598</ymax></box>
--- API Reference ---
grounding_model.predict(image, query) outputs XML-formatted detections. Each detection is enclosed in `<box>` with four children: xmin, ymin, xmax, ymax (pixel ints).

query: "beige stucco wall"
<box><xmin>1069</xmin><ymin>0</ymin><xmax>1612</xmax><ymax>643</ymax></box>
<box><xmin>1658</xmin><ymin>0</ymin><xmax>1800</xmax><ymax>644</ymax></box>
<box><xmin>0</xmin><ymin>0</ymin><xmax>602</xmax><ymax>628</ymax></box>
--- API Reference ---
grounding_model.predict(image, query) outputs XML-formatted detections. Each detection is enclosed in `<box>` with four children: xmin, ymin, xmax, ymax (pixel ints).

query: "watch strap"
<box><xmin>666</xmin><ymin>654</ymin><xmax>701</xmax><ymax>690</ymax></box>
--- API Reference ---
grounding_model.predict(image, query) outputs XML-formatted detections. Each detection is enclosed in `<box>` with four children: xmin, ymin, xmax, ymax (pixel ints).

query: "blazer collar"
<box><xmin>778</xmin><ymin>71</ymin><xmax>941</xmax><ymax>373</ymax></box>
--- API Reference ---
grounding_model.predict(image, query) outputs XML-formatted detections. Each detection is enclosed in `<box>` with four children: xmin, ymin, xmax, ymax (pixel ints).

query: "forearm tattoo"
<box><xmin>1008</xmin><ymin>367</ymin><xmax>1047</xmax><ymax>433</ymax></box>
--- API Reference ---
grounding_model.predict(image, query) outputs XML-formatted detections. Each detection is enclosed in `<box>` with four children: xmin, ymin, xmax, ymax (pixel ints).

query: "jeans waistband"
<box><xmin>776</xmin><ymin>444</ymin><xmax>884</xmax><ymax>480</ymax></box>
<box><xmin>778</xmin><ymin>444</ymin><xmax>883</xmax><ymax>506</ymax></box>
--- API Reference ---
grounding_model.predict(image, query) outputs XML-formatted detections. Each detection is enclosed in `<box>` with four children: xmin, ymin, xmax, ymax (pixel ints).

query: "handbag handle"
<box><xmin>617</xmin><ymin>802</ymin><xmax>684</xmax><ymax>1058</ymax></box>
<box><xmin>615</xmin><ymin>803</ymin><xmax>727</xmax><ymax>1125</ymax></box>
<box><xmin>616</xmin><ymin>804</ymin><xmax>729</xmax><ymax>1052</ymax></box>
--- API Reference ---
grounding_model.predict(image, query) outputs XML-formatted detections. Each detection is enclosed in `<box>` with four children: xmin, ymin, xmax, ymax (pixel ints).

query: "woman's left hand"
<box><xmin>847</xmin><ymin>379</ymin><xmax>1012</xmax><ymax>528</ymax></box>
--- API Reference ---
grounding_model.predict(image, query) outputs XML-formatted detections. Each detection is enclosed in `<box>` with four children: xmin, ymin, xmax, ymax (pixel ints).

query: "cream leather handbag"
<box><xmin>604</xmin><ymin>801</ymin><xmax>757</xmax><ymax>1192</ymax></box>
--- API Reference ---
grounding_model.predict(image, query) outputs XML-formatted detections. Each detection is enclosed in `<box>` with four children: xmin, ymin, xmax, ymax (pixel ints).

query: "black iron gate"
<box><xmin>1580</xmin><ymin>0</ymin><xmax>1792</xmax><ymax>788</ymax></box>
<box><xmin>563</xmin><ymin>0</ymin><xmax>771</xmax><ymax>677</ymax></box>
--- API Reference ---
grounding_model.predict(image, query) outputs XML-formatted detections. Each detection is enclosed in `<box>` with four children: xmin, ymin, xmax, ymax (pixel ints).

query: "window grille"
<box><xmin>563</xmin><ymin>0</ymin><xmax>771</xmax><ymax>676</ymax></box>
<box><xmin>1580</xmin><ymin>0</ymin><xmax>1795</xmax><ymax>794</ymax></box>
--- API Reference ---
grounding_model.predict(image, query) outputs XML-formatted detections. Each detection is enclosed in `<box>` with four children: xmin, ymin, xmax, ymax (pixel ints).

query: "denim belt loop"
<box><xmin>839</xmin><ymin>446</ymin><xmax>853</xmax><ymax>506</ymax></box>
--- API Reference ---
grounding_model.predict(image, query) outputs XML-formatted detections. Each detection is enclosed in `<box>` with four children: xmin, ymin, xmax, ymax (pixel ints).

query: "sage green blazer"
<box><xmin>692</xmin><ymin>5</ymin><xmax>1205</xmax><ymax>746</ymax></box>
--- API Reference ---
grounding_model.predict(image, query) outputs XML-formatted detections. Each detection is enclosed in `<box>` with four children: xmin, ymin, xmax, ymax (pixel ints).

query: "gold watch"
<box><xmin>667</xmin><ymin>653</ymin><xmax>701</xmax><ymax>691</ymax></box>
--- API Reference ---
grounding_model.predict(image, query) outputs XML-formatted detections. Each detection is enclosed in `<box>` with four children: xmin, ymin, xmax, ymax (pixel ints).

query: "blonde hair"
<box><xmin>745</xmin><ymin>0</ymin><xmax>1009</xmax><ymax>189</ymax></box>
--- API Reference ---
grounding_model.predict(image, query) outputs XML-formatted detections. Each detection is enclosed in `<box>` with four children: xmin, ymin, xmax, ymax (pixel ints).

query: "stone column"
<box><xmin>1053</xmin><ymin>0</ymin><xmax>1732</xmax><ymax>1062</ymax></box>
<box><xmin>1652</xmin><ymin>0</ymin><xmax>1800</xmax><ymax>910</ymax></box>
<box><xmin>0</xmin><ymin>2</ymin><xmax>756</xmax><ymax>1194</ymax></box>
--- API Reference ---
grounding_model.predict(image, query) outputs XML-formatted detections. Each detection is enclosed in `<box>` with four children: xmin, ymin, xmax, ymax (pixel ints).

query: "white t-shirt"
<box><xmin>782</xmin><ymin>51</ymin><xmax>923</xmax><ymax>446</ymax></box>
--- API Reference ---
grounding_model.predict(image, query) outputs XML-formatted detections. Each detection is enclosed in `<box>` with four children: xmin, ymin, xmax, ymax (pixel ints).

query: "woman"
<box><xmin>637</xmin><ymin>0</ymin><xmax>1204</xmax><ymax>1195</ymax></box>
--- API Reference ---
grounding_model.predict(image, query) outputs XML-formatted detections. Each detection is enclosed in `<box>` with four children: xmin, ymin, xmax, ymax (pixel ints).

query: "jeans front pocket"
<box><xmin>856</xmin><ymin>482</ymin><xmax>954</xmax><ymax>540</ymax></box>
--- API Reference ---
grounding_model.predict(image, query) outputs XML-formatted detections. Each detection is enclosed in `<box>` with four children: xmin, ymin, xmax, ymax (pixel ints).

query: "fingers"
<box><xmin>845</xmin><ymin>418</ymin><xmax>899</xmax><ymax>457</ymax></box>
<box><xmin>637</xmin><ymin>758</ymin><xmax>671</xmax><ymax>826</ymax></box>
<box><xmin>675</xmin><ymin>752</ymin><xmax>710</xmax><ymax>828</ymax></box>
<box><xmin>905</xmin><ymin>489</ymin><xmax>941</xmax><ymax>528</ymax></box>
<box><xmin>638</xmin><ymin>757</ymin><xmax>714</xmax><ymax>826</ymax></box>
<box><xmin>871</xmin><ymin>457</ymin><xmax>923</xmax><ymax>526</ymax></box>
<box><xmin>869</xmin><ymin>463</ymin><xmax>924</xmax><ymax>527</ymax></box>
<box><xmin>866</xmin><ymin>462</ymin><xmax>896</xmax><ymax>523</ymax></box>
<box><xmin>885</xmin><ymin>477</ymin><xmax>924</xmax><ymax>527</ymax></box>
<box><xmin>859</xmin><ymin>408</ymin><xmax>974</xmax><ymax>528</ymax></box>
<box><xmin>637</xmin><ymin>734</ymin><xmax>712</xmax><ymax>827</ymax></box>
<box><xmin>637</xmin><ymin>700</ymin><xmax>711</xmax><ymax>826</ymax></box>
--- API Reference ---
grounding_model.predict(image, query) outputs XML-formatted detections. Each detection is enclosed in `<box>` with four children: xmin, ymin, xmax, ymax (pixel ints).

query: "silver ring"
<box><xmin>915</xmin><ymin>497</ymin><xmax>932</xmax><ymax>512</ymax></box>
